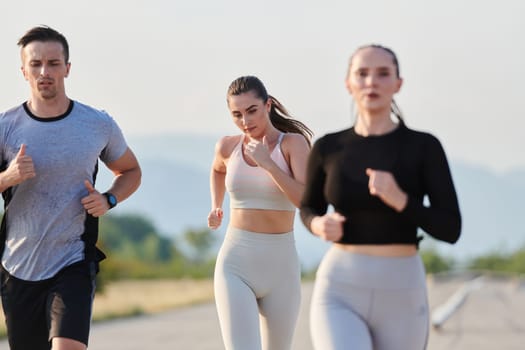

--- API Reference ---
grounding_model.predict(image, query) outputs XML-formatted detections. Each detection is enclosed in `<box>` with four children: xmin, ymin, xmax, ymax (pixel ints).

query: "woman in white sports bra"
<box><xmin>208</xmin><ymin>76</ymin><xmax>312</xmax><ymax>350</ymax></box>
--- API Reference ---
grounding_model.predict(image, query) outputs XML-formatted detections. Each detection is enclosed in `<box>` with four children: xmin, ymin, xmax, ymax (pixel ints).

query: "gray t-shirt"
<box><xmin>0</xmin><ymin>100</ymin><xmax>128</xmax><ymax>281</ymax></box>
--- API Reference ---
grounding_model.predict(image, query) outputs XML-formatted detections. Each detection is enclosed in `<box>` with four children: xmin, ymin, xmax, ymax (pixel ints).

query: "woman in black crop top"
<box><xmin>300</xmin><ymin>45</ymin><xmax>461</xmax><ymax>350</ymax></box>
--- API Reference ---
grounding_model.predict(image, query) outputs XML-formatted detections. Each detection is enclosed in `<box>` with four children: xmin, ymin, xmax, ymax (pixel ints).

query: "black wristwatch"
<box><xmin>103</xmin><ymin>192</ymin><xmax>118</xmax><ymax>209</ymax></box>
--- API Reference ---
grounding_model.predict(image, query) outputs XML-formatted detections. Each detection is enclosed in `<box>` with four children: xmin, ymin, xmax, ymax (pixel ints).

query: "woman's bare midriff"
<box><xmin>230</xmin><ymin>208</ymin><xmax>295</xmax><ymax>233</ymax></box>
<box><xmin>333</xmin><ymin>243</ymin><xmax>418</xmax><ymax>257</ymax></box>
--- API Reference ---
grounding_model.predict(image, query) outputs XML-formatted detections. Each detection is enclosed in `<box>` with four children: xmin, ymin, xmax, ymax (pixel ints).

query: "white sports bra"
<box><xmin>225</xmin><ymin>133</ymin><xmax>296</xmax><ymax>211</ymax></box>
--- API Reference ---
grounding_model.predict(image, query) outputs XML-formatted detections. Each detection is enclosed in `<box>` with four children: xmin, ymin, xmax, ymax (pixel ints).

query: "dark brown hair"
<box><xmin>18</xmin><ymin>25</ymin><xmax>70</xmax><ymax>63</ymax></box>
<box><xmin>227</xmin><ymin>76</ymin><xmax>313</xmax><ymax>144</ymax></box>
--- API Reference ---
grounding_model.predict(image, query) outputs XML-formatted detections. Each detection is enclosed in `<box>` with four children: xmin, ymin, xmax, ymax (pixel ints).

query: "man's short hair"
<box><xmin>18</xmin><ymin>25</ymin><xmax>70</xmax><ymax>63</ymax></box>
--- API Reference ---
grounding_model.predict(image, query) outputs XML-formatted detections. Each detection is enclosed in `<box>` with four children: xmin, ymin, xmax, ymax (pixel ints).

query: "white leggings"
<box><xmin>310</xmin><ymin>247</ymin><xmax>429</xmax><ymax>350</ymax></box>
<box><xmin>214</xmin><ymin>227</ymin><xmax>301</xmax><ymax>350</ymax></box>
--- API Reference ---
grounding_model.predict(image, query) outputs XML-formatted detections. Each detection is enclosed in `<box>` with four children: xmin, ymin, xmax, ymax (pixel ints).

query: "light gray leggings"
<box><xmin>214</xmin><ymin>227</ymin><xmax>301</xmax><ymax>350</ymax></box>
<box><xmin>310</xmin><ymin>247</ymin><xmax>429</xmax><ymax>350</ymax></box>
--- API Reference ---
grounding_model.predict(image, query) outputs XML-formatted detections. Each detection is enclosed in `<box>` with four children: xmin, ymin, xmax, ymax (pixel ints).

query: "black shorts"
<box><xmin>0</xmin><ymin>260</ymin><xmax>97</xmax><ymax>350</ymax></box>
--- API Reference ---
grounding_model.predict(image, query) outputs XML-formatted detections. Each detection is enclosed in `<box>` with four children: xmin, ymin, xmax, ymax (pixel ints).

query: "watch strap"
<box><xmin>103</xmin><ymin>192</ymin><xmax>118</xmax><ymax>209</ymax></box>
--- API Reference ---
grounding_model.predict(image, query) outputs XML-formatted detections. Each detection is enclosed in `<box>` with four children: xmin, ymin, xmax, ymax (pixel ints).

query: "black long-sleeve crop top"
<box><xmin>300</xmin><ymin>123</ymin><xmax>461</xmax><ymax>245</ymax></box>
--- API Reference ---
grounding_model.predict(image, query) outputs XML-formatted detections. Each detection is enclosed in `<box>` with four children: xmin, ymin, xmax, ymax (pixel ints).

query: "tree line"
<box><xmin>2</xmin><ymin>212</ymin><xmax>523</xmax><ymax>288</ymax></box>
<box><xmin>96</xmin><ymin>213</ymin><xmax>217</xmax><ymax>289</ymax></box>
<box><xmin>98</xmin><ymin>213</ymin><xmax>525</xmax><ymax>281</ymax></box>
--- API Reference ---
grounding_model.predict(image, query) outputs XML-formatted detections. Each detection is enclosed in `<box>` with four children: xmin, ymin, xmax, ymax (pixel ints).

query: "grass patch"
<box><xmin>92</xmin><ymin>278</ymin><xmax>214</xmax><ymax>320</ymax></box>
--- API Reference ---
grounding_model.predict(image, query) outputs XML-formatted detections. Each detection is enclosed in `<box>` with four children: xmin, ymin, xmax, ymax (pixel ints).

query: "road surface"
<box><xmin>0</xmin><ymin>275</ymin><xmax>523</xmax><ymax>349</ymax></box>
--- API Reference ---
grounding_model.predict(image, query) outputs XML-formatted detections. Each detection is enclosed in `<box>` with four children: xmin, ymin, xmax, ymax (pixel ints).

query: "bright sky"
<box><xmin>1</xmin><ymin>0</ymin><xmax>524</xmax><ymax>173</ymax></box>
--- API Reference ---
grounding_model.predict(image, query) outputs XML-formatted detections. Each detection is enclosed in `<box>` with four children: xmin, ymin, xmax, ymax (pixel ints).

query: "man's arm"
<box><xmin>81</xmin><ymin>147</ymin><xmax>141</xmax><ymax>217</ymax></box>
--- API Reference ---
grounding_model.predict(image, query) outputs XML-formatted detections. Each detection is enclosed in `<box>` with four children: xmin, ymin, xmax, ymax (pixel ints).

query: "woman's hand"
<box><xmin>366</xmin><ymin>168</ymin><xmax>408</xmax><ymax>212</ymax></box>
<box><xmin>244</xmin><ymin>136</ymin><xmax>273</xmax><ymax>169</ymax></box>
<box><xmin>310</xmin><ymin>212</ymin><xmax>346</xmax><ymax>242</ymax></box>
<box><xmin>208</xmin><ymin>208</ymin><xmax>224</xmax><ymax>230</ymax></box>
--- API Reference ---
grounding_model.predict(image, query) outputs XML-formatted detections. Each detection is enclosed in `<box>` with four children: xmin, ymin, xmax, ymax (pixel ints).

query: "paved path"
<box><xmin>0</xmin><ymin>276</ymin><xmax>523</xmax><ymax>349</ymax></box>
<box><xmin>425</xmin><ymin>275</ymin><xmax>525</xmax><ymax>350</ymax></box>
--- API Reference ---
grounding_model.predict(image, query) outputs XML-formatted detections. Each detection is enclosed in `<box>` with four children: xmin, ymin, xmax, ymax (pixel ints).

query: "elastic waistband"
<box><xmin>317</xmin><ymin>246</ymin><xmax>426</xmax><ymax>290</ymax></box>
<box><xmin>225</xmin><ymin>226</ymin><xmax>295</xmax><ymax>244</ymax></box>
<box><xmin>0</xmin><ymin>259</ymin><xmax>91</xmax><ymax>284</ymax></box>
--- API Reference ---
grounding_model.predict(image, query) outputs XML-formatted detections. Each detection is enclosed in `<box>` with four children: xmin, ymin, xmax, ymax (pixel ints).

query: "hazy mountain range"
<box><xmin>93</xmin><ymin>133</ymin><xmax>525</xmax><ymax>269</ymax></box>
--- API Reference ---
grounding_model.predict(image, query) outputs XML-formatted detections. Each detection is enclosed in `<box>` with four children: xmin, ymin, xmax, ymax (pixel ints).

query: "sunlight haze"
<box><xmin>1</xmin><ymin>0</ymin><xmax>524</xmax><ymax>173</ymax></box>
